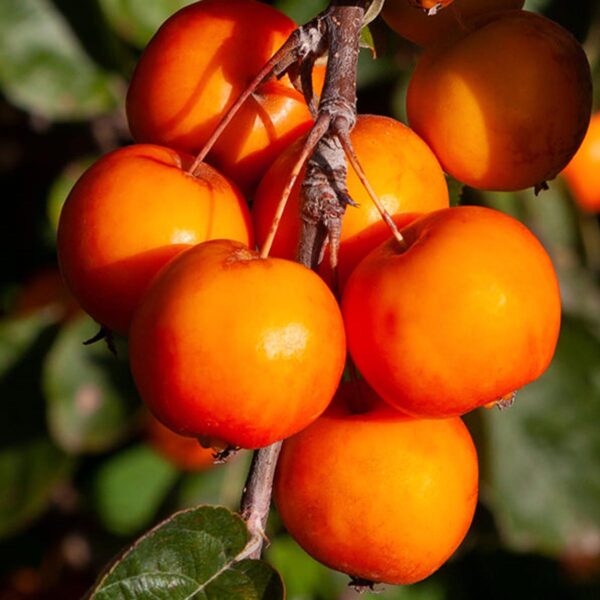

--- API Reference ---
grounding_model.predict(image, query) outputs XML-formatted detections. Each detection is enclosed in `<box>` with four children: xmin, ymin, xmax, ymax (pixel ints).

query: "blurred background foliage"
<box><xmin>0</xmin><ymin>0</ymin><xmax>599</xmax><ymax>598</ymax></box>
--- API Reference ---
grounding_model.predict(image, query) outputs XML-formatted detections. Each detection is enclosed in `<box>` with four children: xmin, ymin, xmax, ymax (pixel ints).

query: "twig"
<box><xmin>259</xmin><ymin>113</ymin><xmax>331</xmax><ymax>258</ymax></box>
<box><xmin>338</xmin><ymin>130</ymin><xmax>407</xmax><ymax>250</ymax></box>
<box><xmin>239</xmin><ymin>442</ymin><xmax>283</xmax><ymax>559</ymax></box>
<box><xmin>239</xmin><ymin>0</ymin><xmax>370</xmax><ymax>560</ymax></box>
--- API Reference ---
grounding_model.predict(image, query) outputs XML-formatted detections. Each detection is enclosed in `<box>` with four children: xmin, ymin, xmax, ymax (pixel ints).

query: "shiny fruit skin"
<box><xmin>342</xmin><ymin>206</ymin><xmax>561</xmax><ymax>418</ymax></box>
<box><xmin>383</xmin><ymin>0</ymin><xmax>524</xmax><ymax>46</ymax></box>
<box><xmin>129</xmin><ymin>239</ymin><xmax>346</xmax><ymax>450</ymax></box>
<box><xmin>57</xmin><ymin>144</ymin><xmax>252</xmax><ymax>334</ymax></box>
<box><xmin>562</xmin><ymin>112</ymin><xmax>600</xmax><ymax>213</ymax></box>
<box><xmin>407</xmin><ymin>10</ymin><xmax>592</xmax><ymax>191</ymax></box>
<box><xmin>252</xmin><ymin>114</ymin><xmax>449</xmax><ymax>287</ymax></box>
<box><xmin>274</xmin><ymin>382</ymin><xmax>478</xmax><ymax>585</ymax></box>
<box><xmin>146</xmin><ymin>415</ymin><xmax>216</xmax><ymax>471</ymax></box>
<box><xmin>126</xmin><ymin>0</ymin><xmax>321</xmax><ymax>193</ymax></box>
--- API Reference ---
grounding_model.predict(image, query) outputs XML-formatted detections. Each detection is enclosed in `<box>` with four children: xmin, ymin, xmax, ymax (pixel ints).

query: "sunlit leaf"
<box><xmin>360</xmin><ymin>26</ymin><xmax>377</xmax><ymax>58</ymax></box>
<box><xmin>0</xmin><ymin>0</ymin><xmax>118</xmax><ymax>120</ymax></box>
<box><xmin>98</xmin><ymin>0</ymin><xmax>196</xmax><ymax>49</ymax></box>
<box><xmin>363</xmin><ymin>0</ymin><xmax>386</xmax><ymax>26</ymax></box>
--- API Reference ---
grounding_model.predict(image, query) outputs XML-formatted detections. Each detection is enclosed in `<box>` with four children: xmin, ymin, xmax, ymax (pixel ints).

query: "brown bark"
<box><xmin>238</xmin><ymin>0</ymin><xmax>369</xmax><ymax>560</ymax></box>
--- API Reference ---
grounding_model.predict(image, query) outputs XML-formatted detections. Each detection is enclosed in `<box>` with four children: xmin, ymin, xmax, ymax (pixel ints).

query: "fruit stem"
<box><xmin>259</xmin><ymin>113</ymin><xmax>331</xmax><ymax>259</ymax></box>
<box><xmin>239</xmin><ymin>442</ymin><xmax>282</xmax><ymax>559</ymax></box>
<box><xmin>187</xmin><ymin>35</ymin><xmax>300</xmax><ymax>176</ymax></box>
<box><xmin>338</xmin><ymin>130</ymin><xmax>407</xmax><ymax>250</ymax></box>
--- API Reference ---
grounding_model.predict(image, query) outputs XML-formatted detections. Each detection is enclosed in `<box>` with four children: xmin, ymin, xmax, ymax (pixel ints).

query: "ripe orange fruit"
<box><xmin>342</xmin><ymin>206</ymin><xmax>561</xmax><ymax>418</ymax></box>
<box><xmin>146</xmin><ymin>415</ymin><xmax>216</xmax><ymax>471</ymax></box>
<box><xmin>57</xmin><ymin>144</ymin><xmax>252</xmax><ymax>334</ymax></box>
<box><xmin>274</xmin><ymin>381</ymin><xmax>478</xmax><ymax>585</ymax></box>
<box><xmin>562</xmin><ymin>112</ymin><xmax>600</xmax><ymax>213</ymax></box>
<box><xmin>252</xmin><ymin>114</ymin><xmax>449</xmax><ymax>287</ymax></box>
<box><xmin>383</xmin><ymin>0</ymin><xmax>524</xmax><ymax>46</ymax></box>
<box><xmin>126</xmin><ymin>0</ymin><xmax>323</xmax><ymax>193</ymax></box>
<box><xmin>407</xmin><ymin>10</ymin><xmax>592</xmax><ymax>191</ymax></box>
<box><xmin>129</xmin><ymin>239</ymin><xmax>346</xmax><ymax>450</ymax></box>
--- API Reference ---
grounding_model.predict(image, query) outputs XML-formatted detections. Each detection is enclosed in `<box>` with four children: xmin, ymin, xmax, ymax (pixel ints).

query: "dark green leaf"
<box><xmin>0</xmin><ymin>312</ymin><xmax>58</xmax><ymax>380</ymax></box>
<box><xmin>43</xmin><ymin>316</ymin><xmax>140</xmax><ymax>454</ymax></box>
<box><xmin>523</xmin><ymin>0</ymin><xmax>554</xmax><ymax>11</ymax></box>
<box><xmin>0</xmin><ymin>438</ymin><xmax>73</xmax><ymax>539</ymax></box>
<box><xmin>481</xmin><ymin>318</ymin><xmax>600</xmax><ymax>555</ymax></box>
<box><xmin>0</xmin><ymin>0</ymin><xmax>118</xmax><ymax>120</ymax></box>
<box><xmin>357</xmin><ymin>50</ymin><xmax>399</xmax><ymax>90</ymax></box>
<box><xmin>46</xmin><ymin>156</ymin><xmax>96</xmax><ymax>233</ymax></box>
<box><xmin>0</xmin><ymin>313</ymin><xmax>61</xmax><ymax>446</ymax></box>
<box><xmin>274</xmin><ymin>0</ymin><xmax>327</xmax><ymax>24</ymax></box>
<box><xmin>446</xmin><ymin>175</ymin><xmax>464</xmax><ymax>207</ymax></box>
<box><xmin>98</xmin><ymin>0</ymin><xmax>196</xmax><ymax>49</ymax></box>
<box><xmin>94</xmin><ymin>444</ymin><xmax>179</xmax><ymax>536</ymax></box>
<box><xmin>90</xmin><ymin>506</ymin><xmax>284</xmax><ymax>599</ymax></box>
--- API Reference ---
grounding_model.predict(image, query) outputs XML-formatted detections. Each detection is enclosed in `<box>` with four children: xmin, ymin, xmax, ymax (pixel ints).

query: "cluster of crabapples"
<box><xmin>56</xmin><ymin>0</ymin><xmax>592</xmax><ymax>588</ymax></box>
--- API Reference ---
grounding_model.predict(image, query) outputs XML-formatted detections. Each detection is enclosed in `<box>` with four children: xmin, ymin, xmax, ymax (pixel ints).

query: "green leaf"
<box><xmin>481</xmin><ymin>318</ymin><xmax>600</xmax><ymax>556</ymax></box>
<box><xmin>43</xmin><ymin>316</ymin><xmax>140</xmax><ymax>454</ymax></box>
<box><xmin>176</xmin><ymin>452</ymin><xmax>251</xmax><ymax>511</ymax></box>
<box><xmin>266</xmin><ymin>535</ymin><xmax>340</xmax><ymax>600</ymax></box>
<box><xmin>46</xmin><ymin>156</ymin><xmax>96</xmax><ymax>233</ymax></box>
<box><xmin>359</xmin><ymin>26</ymin><xmax>377</xmax><ymax>58</ymax></box>
<box><xmin>0</xmin><ymin>0</ymin><xmax>118</xmax><ymax>120</ymax></box>
<box><xmin>0</xmin><ymin>438</ymin><xmax>73</xmax><ymax>539</ymax></box>
<box><xmin>446</xmin><ymin>175</ymin><xmax>464</xmax><ymax>207</ymax></box>
<box><xmin>0</xmin><ymin>312</ymin><xmax>59</xmax><ymax>380</ymax></box>
<box><xmin>0</xmin><ymin>313</ymin><xmax>61</xmax><ymax>446</ymax></box>
<box><xmin>98</xmin><ymin>0</ymin><xmax>196</xmax><ymax>48</ymax></box>
<box><xmin>267</xmin><ymin>534</ymin><xmax>449</xmax><ymax>600</ymax></box>
<box><xmin>523</xmin><ymin>0</ymin><xmax>554</xmax><ymax>13</ymax></box>
<box><xmin>274</xmin><ymin>0</ymin><xmax>327</xmax><ymax>24</ymax></box>
<box><xmin>363</xmin><ymin>0</ymin><xmax>386</xmax><ymax>27</ymax></box>
<box><xmin>90</xmin><ymin>506</ymin><xmax>284</xmax><ymax>599</ymax></box>
<box><xmin>94</xmin><ymin>444</ymin><xmax>179</xmax><ymax>536</ymax></box>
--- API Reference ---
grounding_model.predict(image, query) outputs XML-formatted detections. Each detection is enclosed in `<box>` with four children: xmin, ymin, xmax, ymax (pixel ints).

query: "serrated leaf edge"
<box><xmin>88</xmin><ymin>505</ymin><xmax>271</xmax><ymax>599</ymax></box>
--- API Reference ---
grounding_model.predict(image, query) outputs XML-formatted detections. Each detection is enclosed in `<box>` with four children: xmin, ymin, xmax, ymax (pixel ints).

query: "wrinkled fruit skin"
<box><xmin>384</xmin><ymin>0</ymin><xmax>525</xmax><ymax>46</ymax></box>
<box><xmin>57</xmin><ymin>144</ymin><xmax>252</xmax><ymax>334</ymax></box>
<box><xmin>126</xmin><ymin>0</ymin><xmax>322</xmax><ymax>193</ymax></box>
<box><xmin>274</xmin><ymin>382</ymin><xmax>479</xmax><ymax>585</ymax></box>
<box><xmin>252</xmin><ymin>114</ymin><xmax>449</xmax><ymax>288</ymax></box>
<box><xmin>342</xmin><ymin>206</ymin><xmax>561</xmax><ymax>418</ymax></box>
<box><xmin>562</xmin><ymin>112</ymin><xmax>600</xmax><ymax>213</ymax></box>
<box><xmin>407</xmin><ymin>10</ymin><xmax>592</xmax><ymax>191</ymax></box>
<box><xmin>129</xmin><ymin>239</ymin><xmax>346</xmax><ymax>450</ymax></box>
